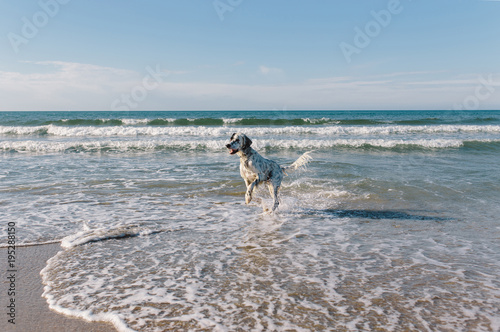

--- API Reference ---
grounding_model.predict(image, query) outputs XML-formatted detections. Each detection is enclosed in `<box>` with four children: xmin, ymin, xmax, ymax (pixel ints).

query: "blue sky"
<box><xmin>1</xmin><ymin>0</ymin><xmax>499</xmax><ymax>111</ymax></box>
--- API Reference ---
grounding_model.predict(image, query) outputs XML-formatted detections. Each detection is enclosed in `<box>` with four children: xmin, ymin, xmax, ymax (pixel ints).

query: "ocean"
<box><xmin>1</xmin><ymin>110</ymin><xmax>499</xmax><ymax>331</ymax></box>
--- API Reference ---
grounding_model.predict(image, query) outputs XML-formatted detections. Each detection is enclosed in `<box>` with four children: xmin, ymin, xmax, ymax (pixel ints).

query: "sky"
<box><xmin>0</xmin><ymin>0</ymin><xmax>499</xmax><ymax>111</ymax></box>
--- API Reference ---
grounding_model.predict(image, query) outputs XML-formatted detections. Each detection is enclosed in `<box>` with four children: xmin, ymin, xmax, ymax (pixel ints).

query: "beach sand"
<box><xmin>1</xmin><ymin>243</ymin><xmax>116</xmax><ymax>332</ymax></box>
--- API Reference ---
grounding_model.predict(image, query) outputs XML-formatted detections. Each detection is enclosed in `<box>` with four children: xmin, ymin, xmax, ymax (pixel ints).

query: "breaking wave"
<box><xmin>2</xmin><ymin>113</ymin><xmax>499</xmax><ymax>127</ymax></box>
<box><xmin>1</xmin><ymin>124</ymin><xmax>500</xmax><ymax>137</ymax></box>
<box><xmin>2</xmin><ymin>138</ymin><xmax>500</xmax><ymax>153</ymax></box>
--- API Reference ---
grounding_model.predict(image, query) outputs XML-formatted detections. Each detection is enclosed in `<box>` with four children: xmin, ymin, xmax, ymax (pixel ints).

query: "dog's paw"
<box><xmin>245</xmin><ymin>192</ymin><xmax>252</xmax><ymax>204</ymax></box>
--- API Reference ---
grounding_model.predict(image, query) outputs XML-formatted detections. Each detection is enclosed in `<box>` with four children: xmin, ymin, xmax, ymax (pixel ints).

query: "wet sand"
<box><xmin>1</xmin><ymin>243</ymin><xmax>116</xmax><ymax>332</ymax></box>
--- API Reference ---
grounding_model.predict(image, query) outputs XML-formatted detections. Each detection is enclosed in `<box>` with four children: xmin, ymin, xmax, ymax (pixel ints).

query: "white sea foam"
<box><xmin>0</xmin><ymin>139</ymin><xmax>223</xmax><ymax>153</ymax></box>
<box><xmin>0</xmin><ymin>125</ymin><xmax>48</xmax><ymax>135</ymax></box>
<box><xmin>41</xmin><ymin>251</ymin><xmax>137</xmax><ymax>332</ymax></box>
<box><xmin>61</xmin><ymin>224</ymin><xmax>148</xmax><ymax>248</ymax></box>
<box><xmin>1</xmin><ymin>124</ymin><xmax>500</xmax><ymax>137</ymax></box>
<box><xmin>303</xmin><ymin>117</ymin><xmax>339</xmax><ymax>124</ymax></box>
<box><xmin>121</xmin><ymin>118</ymin><xmax>151</xmax><ymax>125</ymax></box>
<box><xmin>60</xmin><ymin>221</ymin><xmax>182</xmax><ymax>249</ymax></box>
<box><xmin>222</xmin><ymin>118</ymin><xmax>243</xmax><ymax>124</ymax></box>
<box><xmin>2</xmin><ymin>137</ymin><xmax>498</xmax><ymax>153</ymax></box>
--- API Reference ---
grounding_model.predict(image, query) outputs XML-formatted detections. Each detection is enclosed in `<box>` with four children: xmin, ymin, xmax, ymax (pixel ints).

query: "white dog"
<box><xmin>226</xmin><ymin>133</ymin><xmax>312</xmax><ymax>211</ymax></box>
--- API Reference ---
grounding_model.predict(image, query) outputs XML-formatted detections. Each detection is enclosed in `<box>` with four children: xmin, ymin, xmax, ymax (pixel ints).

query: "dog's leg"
<box><xmin>269</xmin><ymin>182</ymin><xmax>280</xmax><ymax>211</ymax></box>
<box><xmin>246</xmin><ymin>179</ymin><xmax>259</xmax><ymax>204</ymax></box>
<box><xmin>244</xmin><ymin>178</ymin><xmax>251</xmax><ymax>190</ymax></box>
<box><xmin>242</xmin><ymin>177</ymin><xmax>252</xmax><ymax>204</ymax></box>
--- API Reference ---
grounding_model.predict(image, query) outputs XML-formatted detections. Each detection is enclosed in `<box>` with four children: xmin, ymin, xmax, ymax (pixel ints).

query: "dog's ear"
<box><xmin>242</xmin><ymin>134</ymin><xmax>252</xmax><ymax>149</ymax></box>
<box><xmin>230</xmin><ymin>133</ymin><xmax>236</xmax><ymax>141</ymax></box>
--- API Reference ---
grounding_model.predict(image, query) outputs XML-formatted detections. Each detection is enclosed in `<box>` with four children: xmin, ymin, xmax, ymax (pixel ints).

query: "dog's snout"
<box><xmin>226</xmin><ymin>143</ymin><xmax>231</xmax><ymax>148</ymax></box>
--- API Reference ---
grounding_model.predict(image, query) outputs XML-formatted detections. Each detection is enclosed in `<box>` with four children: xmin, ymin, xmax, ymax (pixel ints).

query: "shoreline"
<box><xmin>1</xmin><ymin>243</ymin><xmax>116</xmax><ymax>332</ymax></box>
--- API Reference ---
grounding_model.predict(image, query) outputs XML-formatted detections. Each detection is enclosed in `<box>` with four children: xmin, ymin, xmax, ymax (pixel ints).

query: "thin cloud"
<box><xmin>1</xmin><ymin>61</ymin><xmax>499</xmax><ymax>111</ymax></box>
<box><xmin>259</xmin><ymin>65</ymin><xmax>283</xmax><ymax>75</ymax></box>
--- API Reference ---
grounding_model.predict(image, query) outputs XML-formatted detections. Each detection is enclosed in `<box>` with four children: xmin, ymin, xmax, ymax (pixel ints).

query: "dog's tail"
<box><xmin>282</xmin><ymin>151</ymin><xmax>313</xmax><ymax>175</ymax></box>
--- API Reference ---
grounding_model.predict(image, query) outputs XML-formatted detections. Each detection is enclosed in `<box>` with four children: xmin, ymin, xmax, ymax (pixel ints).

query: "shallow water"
<box><xmin>1</xmin><ymin>110</ymin><xmax>499</xmax><ymax>331</ymax></box>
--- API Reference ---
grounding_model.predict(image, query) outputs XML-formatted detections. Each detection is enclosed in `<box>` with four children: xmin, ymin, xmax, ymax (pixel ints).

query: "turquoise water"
<box><xmin>1</xmin><ymin>110</ymin><xmax>500</xmax><ymax>331</ymax></box>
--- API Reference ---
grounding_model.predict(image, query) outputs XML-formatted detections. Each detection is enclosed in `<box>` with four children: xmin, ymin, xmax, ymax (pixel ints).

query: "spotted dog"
<box><xmin>226</xmin><ymin>133</ymin><xmax>312</xmax><ymax>212</ymax></box>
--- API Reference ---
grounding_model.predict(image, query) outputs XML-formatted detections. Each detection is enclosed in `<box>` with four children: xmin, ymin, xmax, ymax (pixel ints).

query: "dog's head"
<box><xmin>226</xmin><ymin>133</ymin><xmax>252</xmax><ymax>155</ymax></box>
